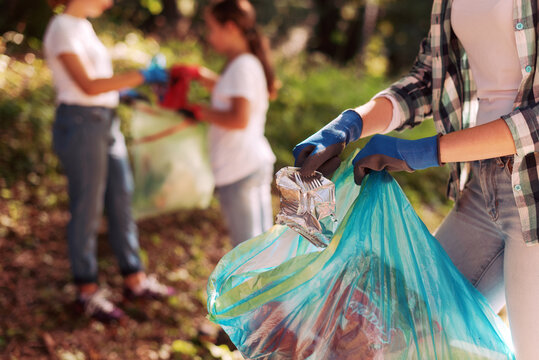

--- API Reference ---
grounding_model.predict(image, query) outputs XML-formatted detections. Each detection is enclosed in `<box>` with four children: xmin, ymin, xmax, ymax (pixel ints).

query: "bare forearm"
<box><xmin>201</xmin><ymin>97</ymin><xmax>250</xmax><ymax>130</ymax></box>
<box><xmin>353</xmin><ymin>96</ymin><xmax>516</xmax><ymax>162</ymax></box>
<box><xmin>59</xmin><ymin>53</ymin><xmax>145</xmax><ymax>95</ymax></box>
<box><xmin>201</xmin><ymin>107</ymin><xmax>248</xmax><ymax>130</ymax></box>
<box><xmin>439</xmin><ymin>119</ymin><xmax>516</xmax><ymax>163</ymax></box>
<box><xmin>82</xmin><ymin>71</ymin><xmax>144</xmax><ymax>95</ymax></box>
<box><xmin>354</xmin><ymin>97</ymin><xmax>394</xmax><ymax>138</ymax></box>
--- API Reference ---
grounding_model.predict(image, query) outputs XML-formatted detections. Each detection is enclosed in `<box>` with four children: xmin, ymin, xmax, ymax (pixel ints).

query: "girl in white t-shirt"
<box><xmin>187</xmin><ymin>0</ymin><xmax>275</xmax><ymax>245</ymax></box>
<box><xmin>43</xmin><ymin>0</ymin><xmax>174</xmax><ymax>322</ymax></box>
<box><xmin>193</xmin><ymin>0</ymin><xmax>277</xmax><ymax>246</ymax></box>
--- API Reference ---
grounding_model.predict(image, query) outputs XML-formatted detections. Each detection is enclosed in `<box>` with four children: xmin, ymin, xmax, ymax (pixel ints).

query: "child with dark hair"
<box><xmin>192</xmin><ymin>0</ymin><xmax>277</xmax><ymax>246</ymax></box>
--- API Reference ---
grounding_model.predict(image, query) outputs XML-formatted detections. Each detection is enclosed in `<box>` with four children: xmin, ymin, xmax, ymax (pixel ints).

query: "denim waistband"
<box><xmin>469</xmin><ymin>156</ymin><xmax>514</xmax><ymax>221</ymax></box>
<box><xmin>56</xmin><ymin>104</ymin><xmax>117</xmax><ymax>127</ymax></box>
<box><xmin>58</xmin><ymin>103</ymin><xmax>116</xmax><ymax>110</ymax></box>
<box><xmin>472</xmin><ymin>156</ymin><xmax>513</xmax><ymax>178</ymax></box>
<box><xmin>57</xmin><ymin>103</ymin><xmax>116</xmax><ymax>116</ymax></box>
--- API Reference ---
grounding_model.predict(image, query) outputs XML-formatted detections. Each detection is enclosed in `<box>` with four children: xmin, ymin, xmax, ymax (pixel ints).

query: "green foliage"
<box><xmin>141</xmin><ymin>0</ymin><xmax>164</xmax><ymax>15</ymax></box>
<box><xmin>382</xmin><ymin>0</ymin><xmax>432</xmax><ymax>75</ymax></box>
<box><xmin>0</xmin><ymin>56</ymin><xmax>57</xmax><ymax>187</ymax></box>
<box><xmin>171</xmin><ymin>339</ymin><xmax>198</xmax><ymax>356</ymax></box>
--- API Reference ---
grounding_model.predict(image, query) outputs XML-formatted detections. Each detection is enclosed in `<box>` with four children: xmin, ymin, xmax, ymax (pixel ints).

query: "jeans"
<box><xmin>216</xmin><ymin>164</ymin><xmax>274</xmax><ymax>246</ymax></box>
<box><xmin>435</xmin><ymin>157</ymin><xmax>539</xmax><ymax>359</ymax></box>
<box><xmin>53</xmin><ymin>104</ymin><xmax>142</xmax><ymax>284</ymax></box>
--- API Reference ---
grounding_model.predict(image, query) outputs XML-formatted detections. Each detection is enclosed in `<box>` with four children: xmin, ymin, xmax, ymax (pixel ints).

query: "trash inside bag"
<box><xmin>130</xmin><ymin>101</ymin><xmax>214</xmax><ymax>219</ymax></box>
<box><xmin>207</xmin><ymin>154</ymin><xmax>514</xmax><ymax>359</ymax></box>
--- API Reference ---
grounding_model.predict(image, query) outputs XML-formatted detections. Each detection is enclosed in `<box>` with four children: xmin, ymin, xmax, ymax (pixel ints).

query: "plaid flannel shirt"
<box><xmin>378</xmin><ymin>0</ymin><xmax>539</xmax><ymax>244</ymax></box>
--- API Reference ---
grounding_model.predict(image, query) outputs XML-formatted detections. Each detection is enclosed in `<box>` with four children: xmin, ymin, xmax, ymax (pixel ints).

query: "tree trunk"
<box><xmin>340</xmin><ymin>9</ymin><xmax>363</xmax><ymax>63</ymax></box>
<box><xmin>310</xmin><ymin>0</ymin><xmax>342</xmax><ymax>56</ymax></box>
<box><xmin>358</xmin><ymin>0</ymin><xmax>380</xmax><ymax>63</ymax></box>
<box><xmin>162</xmin><ymin>0</ymin><xmax>181</xmax><ymax>24</ymax></box>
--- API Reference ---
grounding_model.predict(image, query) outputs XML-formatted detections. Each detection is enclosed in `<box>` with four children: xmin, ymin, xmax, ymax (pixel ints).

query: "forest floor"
<box><xmin>0</xmin><ymin>175</ymin><xmax>245</xmax><ymax>360</ymax></box>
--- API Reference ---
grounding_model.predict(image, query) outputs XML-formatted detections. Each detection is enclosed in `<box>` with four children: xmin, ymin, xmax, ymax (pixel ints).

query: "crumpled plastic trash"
<box><xmin>207</xmin><ymin>153</ymin><xmax>514</xmax><ymax>360</ymax></box>
<box><xmin>275</xmin><ymin>167</ymin><xmax>337</xmax><ymax>248</ymax></box>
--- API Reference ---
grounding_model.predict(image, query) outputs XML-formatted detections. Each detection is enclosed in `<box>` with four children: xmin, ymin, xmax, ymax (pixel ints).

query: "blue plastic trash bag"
<box><xmin>130</xmin><ymin>101</ymin><xmax>214</xmax><ymax>219</ymax></box>
<box><xmin>207</xmin><ymin>154</ymin><xmax>514</xmax><ymax>359</ymax></box>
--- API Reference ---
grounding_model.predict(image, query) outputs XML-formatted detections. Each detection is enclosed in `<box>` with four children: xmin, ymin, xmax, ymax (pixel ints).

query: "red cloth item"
<box><xmin>177</xmin><ymin>104</ymin><xmax>202</xmax><ymax>120</ymax></box>
<box><xmin>160</xmin><ymin>65</ymin><xmax>201</xmax><ymax>116</ymax></box>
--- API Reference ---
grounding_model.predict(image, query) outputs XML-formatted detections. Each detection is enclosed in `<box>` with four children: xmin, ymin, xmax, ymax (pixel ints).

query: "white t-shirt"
<box><xmin>209</xmin><ymin>53</ymin><xmax>276</xmax><ymax>187</ymax></box>
<box><xmin>43</xmin><ymin>14</ymin><xmax>119</xmax><ymax>108</ymax></box>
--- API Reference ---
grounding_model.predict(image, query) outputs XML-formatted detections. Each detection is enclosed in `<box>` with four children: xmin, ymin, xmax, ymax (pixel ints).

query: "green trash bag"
<box><xmin>130</xmin><ymin>102</ymin><xmax>214</xmax><ymax>219</ymax></box>
<box><xmin>207</xmin><ymin>154</ymin><xmax>514</xmax><ymax>359</ymax></box>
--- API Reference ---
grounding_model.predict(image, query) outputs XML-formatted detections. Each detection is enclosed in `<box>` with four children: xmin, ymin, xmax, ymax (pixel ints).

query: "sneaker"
<box><xmin>76</xmin><ymin>289</ymin><xmax>125</xmax><ymax>323</ymax></box>
<box><xmin>123</xmin><ymin>274</ymin><xmax>176</xmax><ymax>301</ymax></box>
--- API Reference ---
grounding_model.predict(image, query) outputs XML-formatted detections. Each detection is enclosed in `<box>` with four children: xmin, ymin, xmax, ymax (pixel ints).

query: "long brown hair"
<box><xmin>209</xmin><ymin>0</ymin><xmax>277</xmax><ymax>98</ymax></box>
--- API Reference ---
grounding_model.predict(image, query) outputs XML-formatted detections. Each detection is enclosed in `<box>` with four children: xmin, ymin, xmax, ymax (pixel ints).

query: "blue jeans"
<box><xmin>435</xmin><ymin>157</ymin><xmax>539</xmax><ymax>359</ymax></box>
<box><xmin>53</xmin><ymin>104</ymin><xmax>142</xmax><ymax>284</ymax></box>
<box><xmin>216</xmin><ymin>164</ymin><xmax>274</xmax><ymax>246</ymax></box>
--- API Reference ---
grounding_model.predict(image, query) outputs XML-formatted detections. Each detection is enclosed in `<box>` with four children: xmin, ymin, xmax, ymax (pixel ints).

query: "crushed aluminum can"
<box><xmin>275</xmin><ymin>167</ymin><xmax>338</xmax><ymax>248</ymax></box>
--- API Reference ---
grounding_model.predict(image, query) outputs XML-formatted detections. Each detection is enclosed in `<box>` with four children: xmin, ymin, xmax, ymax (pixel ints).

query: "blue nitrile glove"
<box><xmin>140</xmin><ymin>56</ymin><xmax>169</xmax><ymax>84</ymax></box>
<box><xmin>293</xmin><ymin>109</ymin><xmax>363</xmax><ymax>177</ymax></box>
<box><xmin>352</xmin><ymin>134</ymin><xmax>441</xmax><ymax>185</ymax></box>
<box><xmin>119</xmin><ymin>88</ymin><xmax>149</xmax><ymax>103</ymax></box>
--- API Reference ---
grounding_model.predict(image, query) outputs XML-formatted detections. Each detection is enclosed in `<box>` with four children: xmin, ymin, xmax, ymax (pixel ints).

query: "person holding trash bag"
<box><xmin>43</xmin><ymin>0</ymin><xmax>174</xmax><ymax>323</ymax></box>
<box><xmin>293</xmin><ymin>0</ymin><xmax>539</xmax><ymax>358</ymax></box>
<box><xmin>188</xmin><ymin>0</ymin><xmax>277</xmax><ymax>246</ymax></box>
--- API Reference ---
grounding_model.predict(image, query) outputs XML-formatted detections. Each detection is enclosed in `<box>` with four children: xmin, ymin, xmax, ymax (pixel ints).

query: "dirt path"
<box><xmin>0</xmin><ymin>178</ymin><xmax>241</xmax><ymax>359</ymax></box>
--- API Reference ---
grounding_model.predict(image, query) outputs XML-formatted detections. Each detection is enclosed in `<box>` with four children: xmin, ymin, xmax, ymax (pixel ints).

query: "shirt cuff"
<box><xmin>373</xmin><ymin>93</ymin><xmax>403</xmax><ymax>134</ymax></box>
<box><xmin>501</xmin><ymin>106</ymin><xmax>539</xmax><ymax>157</ymax></box>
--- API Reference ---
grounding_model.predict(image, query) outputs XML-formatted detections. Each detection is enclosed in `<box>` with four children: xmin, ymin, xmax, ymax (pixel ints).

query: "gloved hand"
<box><xmin>293</xmin><ymin>110</ymin><xmax>363</xmax><ymax>178</ymax></box>
<box><xmin>352</xmin><ymin>134</ymin><xmax>441</xmax><ymax>185</ymax></box>
<box><xmin>119</xmin><ymin>88</ymin><xmax>149</xmax><ymax>104</ymax></box>
<box><xmin>140</xmin><ymin>62</ymin><xmax>169</xmax><ymax>84</ymax></box>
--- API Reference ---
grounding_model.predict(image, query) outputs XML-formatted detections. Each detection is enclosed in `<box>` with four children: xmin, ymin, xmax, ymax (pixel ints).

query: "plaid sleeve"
<box><xmin>501</xmin><ymin>106</ymin><xmax>539</xmax><ymax>157</ymax></box>
<box><xmin>376</xmin><ymin>35</ymin><xmax>433</xmax><ymax>131</ymax></box>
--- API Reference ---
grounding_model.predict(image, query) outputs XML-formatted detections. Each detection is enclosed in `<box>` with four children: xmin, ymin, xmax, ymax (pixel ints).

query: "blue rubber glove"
<box><xmin>119</xmin><ymin>88</ymin><xmax>149</xmax><ymax>103</ymax></box>
<box><xmin>352</xmin><ymin>134</ymin><xmax>441</xmax><ymax>185</ymax></box>
<box><xmin>293</xmin><ymin>109</ymin><xmax>363</xmax><ymax>177</ymax></box>
<box><xmin>140</xmin><ymin>63</ymin><xmax>169</xmax><ymax>84</ymax></box>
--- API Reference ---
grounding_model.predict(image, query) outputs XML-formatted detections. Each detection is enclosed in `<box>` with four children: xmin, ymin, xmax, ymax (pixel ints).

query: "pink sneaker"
<box><xmin>123</xmin><ymin>275</ymin><xmax>176</xmax><ymax>301</ymax></box>
<box><xmin>76</xmin><ymin>289</ymin><xmax>125</xmax><ymax>323</ymax></box>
